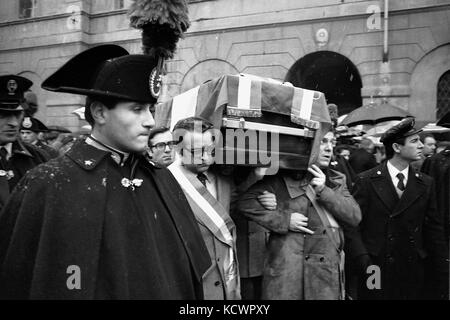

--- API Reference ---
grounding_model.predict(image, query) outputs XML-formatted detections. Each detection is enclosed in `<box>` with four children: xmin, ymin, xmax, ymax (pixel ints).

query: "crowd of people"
<box><xmin>0</xmin><ymin>44</ymin><xmax>449</xmax><ymax>300</ymax></box>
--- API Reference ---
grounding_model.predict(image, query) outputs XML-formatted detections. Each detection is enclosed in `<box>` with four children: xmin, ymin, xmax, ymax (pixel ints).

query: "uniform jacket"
<box><xmin>0</xmin><ymin>140</ymin><xmax>48</xmax><ymax>210</ymax></box>
<box><xmin>237</xmin><ymin>170</ymin><xmax>361</xmax><ymax>300</ymax></box>
<box><xmin>172</xmin><ymin>164</ymin><xmax>240</xmax><ymax>300</ymax></box>
<box><xmin>0</xmin><ymin>140</ymin><xmax>211</xmax><ymax>299</ymax></box>
<box><xmin>348</xmin><ymin>162</ymin><xmax>448</xmax><ymax>299</ymax></box>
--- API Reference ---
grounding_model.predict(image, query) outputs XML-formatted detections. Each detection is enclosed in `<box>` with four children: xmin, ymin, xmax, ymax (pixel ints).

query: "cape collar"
<box><xmin>86</xmin><ymin>135</ymin><xmax>130</xmax><ymax>166</ymax></box>
<box><xmin>66</xmin><ymin>138</ymin><xmax>147</xmax><ymax>171</ymax></box>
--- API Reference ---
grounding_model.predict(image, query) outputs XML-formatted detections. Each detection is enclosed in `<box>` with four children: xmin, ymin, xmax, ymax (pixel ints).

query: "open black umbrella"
<box><xmin>47</xmin><ymin>125</ymin><xmax>72</xmax><ymax>133</ymax></box>
<box><xmin>341</xmin><ymin>101</ymin><xmax>411</xmax><ymax>127</ymax></box>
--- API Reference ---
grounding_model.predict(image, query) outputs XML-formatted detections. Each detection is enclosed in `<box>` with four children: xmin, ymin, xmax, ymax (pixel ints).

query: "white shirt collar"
<box><xmin>387</xmin><ymin>160</ymin><xmax>409</xmax><ymax>187</ymax></box>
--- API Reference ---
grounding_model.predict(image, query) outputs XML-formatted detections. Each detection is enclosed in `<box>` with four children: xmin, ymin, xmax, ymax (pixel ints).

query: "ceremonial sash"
<box><xmin>168</xmin><ymin>164</ymin><xmax>239</xmax><ymax>296</ymax></box>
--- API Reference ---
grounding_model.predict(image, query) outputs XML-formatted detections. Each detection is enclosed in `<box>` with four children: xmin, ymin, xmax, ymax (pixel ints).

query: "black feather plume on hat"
<box><xmin>129</xmin><ymin>0</ymin><xmax>190</xmax><ymax>60</ymax></box>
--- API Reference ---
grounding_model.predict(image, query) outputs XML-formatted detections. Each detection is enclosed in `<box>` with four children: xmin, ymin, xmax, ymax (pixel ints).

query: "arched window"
<box><xmin>437</xmin><ymin>70</ymin><xmax>450</xmax><ymax>119</ymax></box>
<box><xmin>19</xmin><ymin>0</ymin><xmax>36</xmax><ymax>19</ymax></box>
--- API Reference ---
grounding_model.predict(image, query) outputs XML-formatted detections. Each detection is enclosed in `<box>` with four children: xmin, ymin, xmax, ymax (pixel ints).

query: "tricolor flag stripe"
<box><xmin>299</xmin><ymin>88</ymin><xmax>314</xmax><ymax>120</ymax></box>
<box><xmin>169</xmin><ymin>86</ymin><xmax>199</xmax><ymax>130</ymax></box>
<box><xmin>237</xmin><ymin>75</ymin><xmax>252</xmax><ymax>109</ymax></box>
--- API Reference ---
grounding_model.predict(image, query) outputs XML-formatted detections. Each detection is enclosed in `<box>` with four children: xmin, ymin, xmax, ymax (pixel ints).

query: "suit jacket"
<box><xmin>230</xmin><ymin>169</ymin><xmax>269</xmax><ymax>279</ymax></box>
<box><xmin>173</xmin><ymin>164</ymin><xmax>240</xmax><ymax>300</ymax></box>
<box><xmin>348</xmin><ymin>162</ymin><xmax>448</xmax><ymax>299</ymax></box>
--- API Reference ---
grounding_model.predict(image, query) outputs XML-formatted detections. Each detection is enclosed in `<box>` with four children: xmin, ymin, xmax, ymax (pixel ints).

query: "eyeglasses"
<box><xmin>184</xmin><ymin>145</ymin><xmax>216</xmax><ymax>157</ymax></box>
<box><xmin>150</xmin><ymin>141</ymin><xmax>178</xmax><ymax>151</ymax></box>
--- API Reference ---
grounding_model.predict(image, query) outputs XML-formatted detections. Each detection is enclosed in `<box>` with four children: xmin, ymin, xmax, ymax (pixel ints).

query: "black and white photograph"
<box><xmin>0</xmin><ymin>0</ymin><xmax>449</xmax><ymax>312</ymax></box>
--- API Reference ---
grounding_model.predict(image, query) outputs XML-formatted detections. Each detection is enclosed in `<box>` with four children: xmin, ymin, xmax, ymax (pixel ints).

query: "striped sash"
<box><xmin>169</xmin><ymin>164</ymin><xmax>239</xmax><ymax>296</ymax></box>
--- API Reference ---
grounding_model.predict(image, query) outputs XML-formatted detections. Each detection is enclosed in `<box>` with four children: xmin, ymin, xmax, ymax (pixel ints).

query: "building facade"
<box><xmin>0</xmin><ymin>0</ymin><xmax>449</xmax><ymax>131</ymax></box>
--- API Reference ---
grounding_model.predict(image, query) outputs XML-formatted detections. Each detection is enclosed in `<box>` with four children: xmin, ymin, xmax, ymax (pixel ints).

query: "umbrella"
<box><xmin>421</xmin><ymin>122</ymin><xmax>450</xmax><ymax>133</ymax></box>
<box><xmin>47</xmin><ymin>125</ymin><xmax>72</xmax><ymax>133</ymax></box>
<box><xmin>341</xmin><ymin>101</ymin><xmax>411</xmax><ymax>127</ymax></box>
<box><xmin>362</xmin><ymin>120</ymin><xmax>401</xmax><ymax>137</ymax></box>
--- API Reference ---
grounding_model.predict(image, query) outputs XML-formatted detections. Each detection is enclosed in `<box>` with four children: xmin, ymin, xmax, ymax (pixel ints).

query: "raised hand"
<box><xmin>307</xmin><ymin>164</ymin><xmax>326</xmax><ymax>193</ymax></box>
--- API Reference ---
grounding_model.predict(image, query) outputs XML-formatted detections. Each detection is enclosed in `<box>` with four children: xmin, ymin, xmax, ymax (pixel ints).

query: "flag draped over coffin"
<box><xmin>156</xmin><ymin>73</ymin><xmax>332</xmax><ymax>169</ymax></box>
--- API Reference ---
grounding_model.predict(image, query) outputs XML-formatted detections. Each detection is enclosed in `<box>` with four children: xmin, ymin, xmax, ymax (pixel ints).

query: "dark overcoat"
<box><xmin>0</xmin><ymin>140</ymin><xmax>211</xmax><ymax>299</ymax></box>
<box><xmin>348</xmin><ymin>162</ymin><xmax>448</xmax><ymax>299</ymax></box>
<box><xmin>348</xmin><ymin>148</ymin><xmax>377</xmax><ymax>175</ymax></box>
<box><xmin>0</xmin><ymin>140</ymin><xmax>48</xmax><ymax>210</ymax></box>
<box><xmin>421</xmin><ymin>147</ymin><xmax>450</xmax><ymax>242</ymax></box>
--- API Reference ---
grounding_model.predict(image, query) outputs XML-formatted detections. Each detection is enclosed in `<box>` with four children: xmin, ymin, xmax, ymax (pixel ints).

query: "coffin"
<box><xmin>156</xmin><ymin>74</ymin><xmax>332</xmax><ymax>172</ymax></box>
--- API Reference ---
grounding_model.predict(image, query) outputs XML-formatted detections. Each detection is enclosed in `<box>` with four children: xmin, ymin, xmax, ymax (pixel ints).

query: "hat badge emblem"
<box><xmin>149</xmin><ymin>67</ymin><xmax>162</xmax><ymax>99</ymax></box>
<box><xmin>7</xmin><ymin>79</ymin><xmax>18</xmax><ymax>95</ymax></box>
<box><xmin>23</xmin><ymin>117</ymin><xmax>32</xmax><ymax>129</ymax></box>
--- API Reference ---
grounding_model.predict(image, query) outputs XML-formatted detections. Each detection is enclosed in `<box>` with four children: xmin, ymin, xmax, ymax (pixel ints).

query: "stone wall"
<box><xmin>0</xmin><ymin>0</ymin><xmax>449</xmax><ymax>129</ymax></box>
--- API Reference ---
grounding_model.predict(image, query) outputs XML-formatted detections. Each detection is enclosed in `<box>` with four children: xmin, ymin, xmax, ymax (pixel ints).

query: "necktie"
<box><xmin>0</xmin><ymin>147</ymin><xmax>9</xmax><ymax>170</ymax></box>
<box><xmin>197</xmin><ymin>172</ymin><xmax>208</xmax><ymax>187</ymax></box>
<box><xmin>396</xmin><ymin>172</ymin><xmax>406</xmax><ymax>191</ymax></box>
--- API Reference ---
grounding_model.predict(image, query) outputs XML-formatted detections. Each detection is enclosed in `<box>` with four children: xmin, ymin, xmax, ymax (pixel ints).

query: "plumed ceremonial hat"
<box><xmin>0</xmin><ymin>75</ymin><xmax>33</xmax><ymax>112</ymax></box>
<box><xmin>380</xmin><ymin>117</ymin><xmax>422</xmax><ymax>143</ymax></box>
<box><xmin>42</xmin><ymin>44</ymin><xmax>159</xmax><ymax>104</ymax></box>
<box><xmin>21</xmin><ymin>116</ymin><xmax>49</xmax><ymax>132</ymax></box>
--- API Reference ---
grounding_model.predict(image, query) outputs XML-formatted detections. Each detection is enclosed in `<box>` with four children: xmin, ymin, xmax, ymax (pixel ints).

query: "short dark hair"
<box><xmin>419</xmin><ymin>132</ymin><xmax>434</xmax><ymax>143</ymax></box>
<box><xmin>149</xmin><ymin>126</ymin><xmax>170</xmax><ymax>143</ymax></box>
<box><xmin>172</xmin><ymin>116</ymin><xmax>214</xmax><ymax>133</ymax></box>
<box><xmin>334</xmin><ymin>144</ymin><xmax>350</xmax><ymax>155</ymax></box>
<box><xmin>172</xmin><ymin>117</ymin><xmax>215</xmax><ymax>152</ymax></box>
<box><xmin>84</xmin><ymin>96</ymin><xmax>118</xmax><ymax>126</ymax></box>
<box><xmin>383</xmin><ymin>136</ymin><xmax>407</xmax><ymax>159</ymax></box>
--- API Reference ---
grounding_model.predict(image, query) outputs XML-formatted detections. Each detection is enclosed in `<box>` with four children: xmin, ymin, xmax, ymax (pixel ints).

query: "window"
<box><xmin>114</xmin><ymin>0</ymin><xmax>124</xmax><ymax>10</ymax></box>
<box><xmin>437</xmin><ymin>70</ymin><xmax>450</xmax><ymax>119</ymax></box>
<box><xmin>19</xmin><ymin>0</ymin><xmax>37</xmax><ymax>19</ymax></box>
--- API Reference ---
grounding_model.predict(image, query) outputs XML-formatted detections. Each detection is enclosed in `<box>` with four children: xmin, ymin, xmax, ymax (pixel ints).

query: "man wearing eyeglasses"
<box><xmin>147</xmin><ymin>127</ymin><xmax>177</xmax><ymax>168</ymax></box>
<box><xmin>168</xmin><ymin>116</ymin><xmax>240</xmax><ymax>300</ymax></box>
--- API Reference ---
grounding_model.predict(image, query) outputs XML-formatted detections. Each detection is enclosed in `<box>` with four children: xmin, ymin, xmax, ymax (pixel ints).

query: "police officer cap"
<box><xmin>437</xmin><ymin>111</ymin><xmax>450</xmax><ymax>128</ymax></box>
<box><xmin>380</xmin><ymin>117</ymin><xmax>422</xmax><ymax>143</ymax></box>
<box><xmin>0</xmin><ymin>75</ymin><xmax>33</xmax><ymax>112</ymax></box>
<box><xmin>42</xmin><ymin>44</ymin><xmax>159</xmax><ymax>104</ymax></box>
<box><xmin>21</xmin><ymin>116</ymin><xmax>49</xmax><ymax>133</ymax></box>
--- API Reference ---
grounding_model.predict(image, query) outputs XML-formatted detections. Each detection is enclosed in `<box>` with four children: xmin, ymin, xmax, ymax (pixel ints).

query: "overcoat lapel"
<box><xmin>392</xmin><ymin>168</ymin><xmax>426</xmax><ymax>217</ymax></box>
<box><xmin>142</xmin><ymin>163</ymin><xmax>211</xmax><ymax>282</ymax></box>
<box><xmin>370</xmin><ymin>163</ymin><xmax>399</xmax><ymax>212</ymax></box>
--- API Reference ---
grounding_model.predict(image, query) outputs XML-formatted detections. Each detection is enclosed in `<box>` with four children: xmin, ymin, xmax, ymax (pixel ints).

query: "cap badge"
<box><xmin>23</xmin><ymin>117</ymin><xmax>32</xmax><ymax>129</ymax></box>
<box><xmin>149</xmin><ymin>67</ymin><xmax>162</xmax><ymax>99</ymax></box>
<box><xmin>7</xmin><ymin>79</ymin><xmax>18</xmax><ymax>95</ymax></box>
